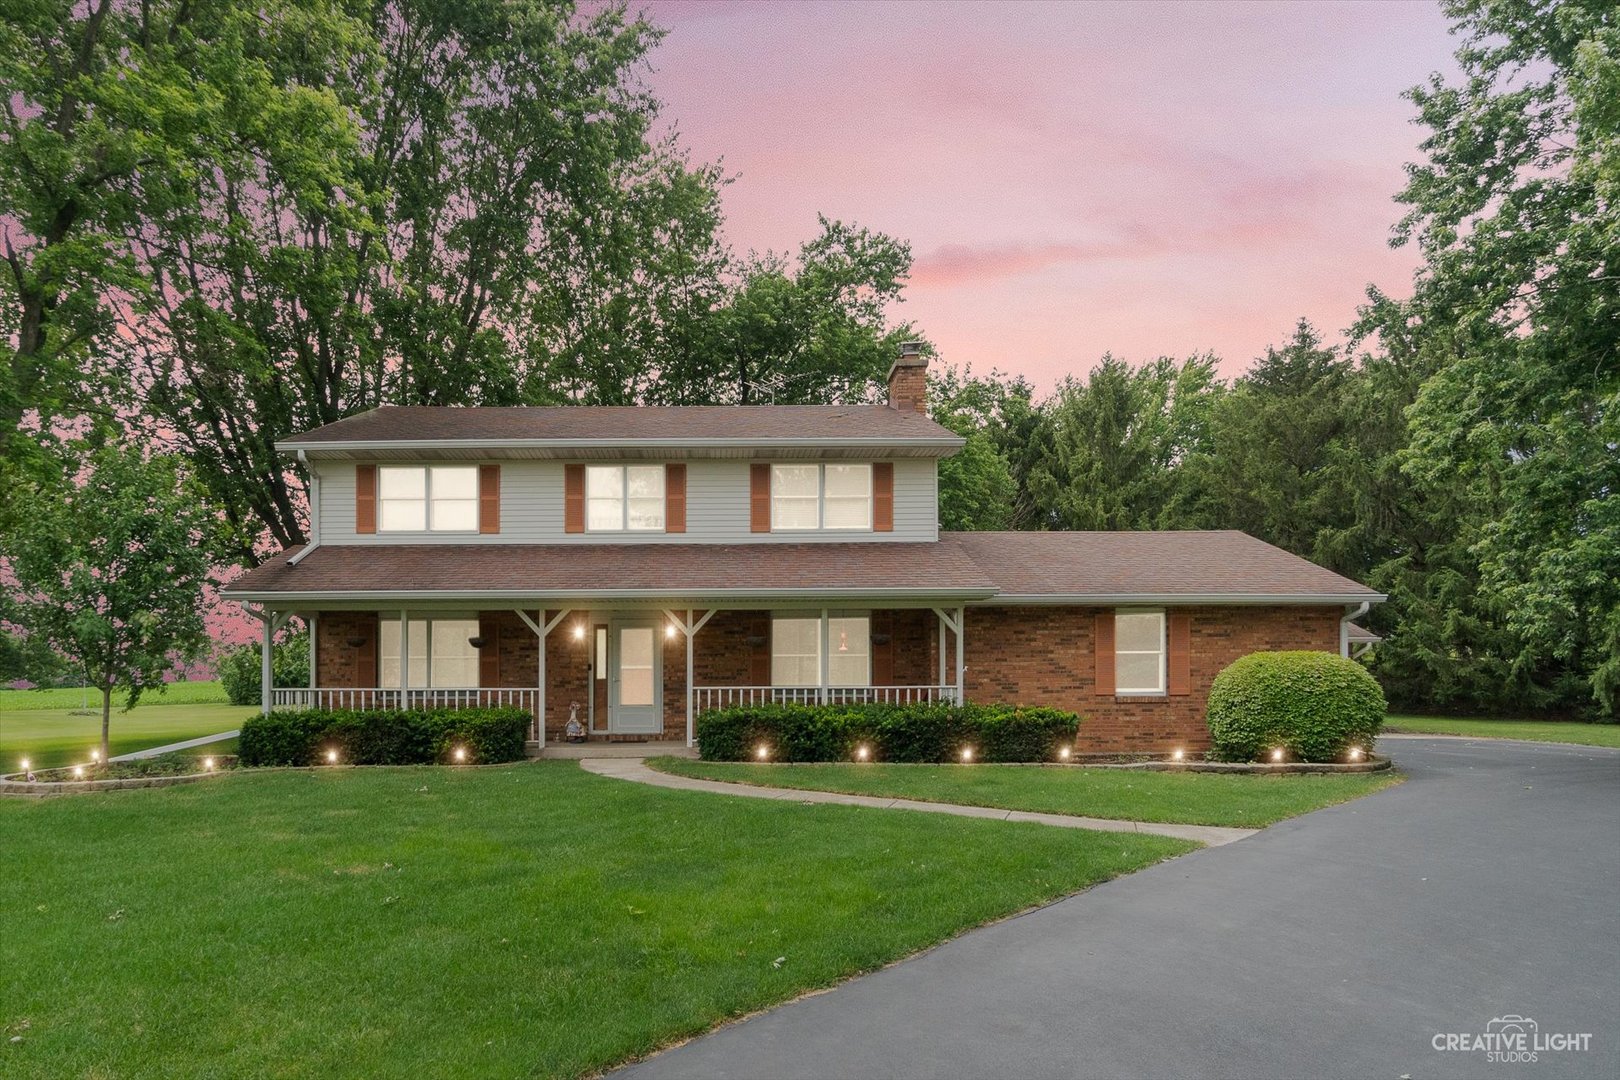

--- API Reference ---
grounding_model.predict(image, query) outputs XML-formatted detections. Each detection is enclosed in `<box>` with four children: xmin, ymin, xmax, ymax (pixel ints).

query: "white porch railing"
<box><xmin>692</xmin><ymin>685</ymin><xmax>960</xmax><ymax>713</ymax></box>
<box><xmin>270</xmin><ymin>688</ymin><xmax>544</xmax><ymax>739</ymax></box>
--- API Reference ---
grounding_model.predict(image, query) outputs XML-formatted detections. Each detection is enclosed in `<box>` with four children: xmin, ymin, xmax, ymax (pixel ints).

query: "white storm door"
<box><xmin>609</xmin><ymin>621</ymin><xmax>662</xmax><ymax>734</ymax></box>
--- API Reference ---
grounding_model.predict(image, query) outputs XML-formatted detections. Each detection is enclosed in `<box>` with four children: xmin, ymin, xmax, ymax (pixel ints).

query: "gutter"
<box><xmin>219</xmin><ymin>586</ymin><xmax>998</xmax><ymax>605</ymax></box>
<box><xmin>286</xmin><ymin>451</ymin><xmax>320</xmax><ymax>566</ymax></box>
<box><xmin>1340</xmin><ymin>600</ymin><xmax>1371</xmax><ymax>659</ymax></box>
<box><xmin>978</xmin><ymin>592</ymin><xmax>1388</xmax><ymax>607</ymax></box>
<box><xmin>274</xmin><ymin>435</ymin><xmax>966</xmax><ymax>455</ymax></box>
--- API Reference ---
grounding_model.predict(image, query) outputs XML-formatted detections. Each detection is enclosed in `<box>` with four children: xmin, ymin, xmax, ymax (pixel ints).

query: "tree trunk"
<box><xmin>101</xmin><ymin>684</ymin><xmax>112</xmax><ymax>766</ymax></box>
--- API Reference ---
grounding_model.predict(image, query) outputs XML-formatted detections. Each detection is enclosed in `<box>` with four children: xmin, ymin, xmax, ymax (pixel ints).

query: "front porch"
<box><xmin>254</xmin><ymin>605</ymin><xmax>967</xmax><ymax>749</ymax></box>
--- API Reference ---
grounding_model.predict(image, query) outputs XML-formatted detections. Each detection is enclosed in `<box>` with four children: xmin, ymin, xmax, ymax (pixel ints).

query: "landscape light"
<box><xmin>1058</xmin><ymin>746</ymin><xmax>1071</xmax><ymax>761</ymax></box>
<box><xmin>960</xmin><ymin>747</ymin><xmax>974</xmax><ymax>763</ymax></box>
<box><xmin>20</xmin><ymin>758</ymin><xmax>29</xmax><ymax>771</ymax></box>
<box><xmin>755</xmin><ymin>744</ymin><xmax>770</xmax><ymax>761</ymax></box>
<box><xmin>90</xmin><ymin>749</ymin><xmax>101</xmax><ymax>762</ymax></box>
<box><xmin>203</xmin><ymin>757</ymin><xmax>215</xmax><ymax>771</ymax></box>
<box><xmin>453</xmin><ymin>746</ymin><xmax>467</xmax><ymax>763</ymax></box>
<box><xmin>855</xmin><ymin>745</ymin><xmax>869</xmax><ymax>761</ymax></box>
<box><xmin>1348</xmin><ymin>747</ymin><xmax>1364</xmax><ymax>762</ymax></box>
<box><xmin>326</xmin><ymin>748</ymin><xmax>339</xmax><ymax>764</ymax></box>
<box><xmin>72</xmin><ymin>766</ymin><xmax>85</xmax><ymax>778</ymax></box>
<box><xmin>1172</xmin><ymin>748</ymin><xmax>1185</xmax><ymax>762</ymax></box>
<box><xmin>1271</xmin><ymin>748</ymin><xmax>1285</xmax><ymax>763</ymax></box>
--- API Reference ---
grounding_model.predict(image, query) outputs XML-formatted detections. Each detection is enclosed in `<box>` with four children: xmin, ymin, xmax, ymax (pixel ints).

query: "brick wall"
<box><xmin>963</xmin><ymin>605</ymin><xmax>1341</xmax><ymax>752</ymax></box>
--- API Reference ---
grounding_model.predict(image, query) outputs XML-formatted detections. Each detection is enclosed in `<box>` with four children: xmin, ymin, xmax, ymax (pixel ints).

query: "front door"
<box><xmin>608</xmin><ymin>620</ymin><xmax>662</xmax><ymax>734</ymax></box>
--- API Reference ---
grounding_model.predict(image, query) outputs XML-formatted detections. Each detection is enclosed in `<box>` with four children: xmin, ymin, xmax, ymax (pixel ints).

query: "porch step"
<box><xmin>526</xmin><ymin>740</ymin><xmax>696</xmax><ymax>761</ymax></box>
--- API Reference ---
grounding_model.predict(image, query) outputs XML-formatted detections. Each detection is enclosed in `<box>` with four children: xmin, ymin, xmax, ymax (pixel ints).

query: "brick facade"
<box><xmin>962</xmin><ymin>605</ymin><xmax>1341</xmax><ymax>752</ymax></box>
<box><xmin>310</xmin><ymin>604</ymin><xmax>1339</xmax><ymax>748</ymax></box>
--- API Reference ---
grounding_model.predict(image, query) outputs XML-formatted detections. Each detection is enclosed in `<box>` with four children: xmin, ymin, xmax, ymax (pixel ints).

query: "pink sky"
<box><xmin>643</xmin><ymin>0</ymin><xmax>1459</xmax><ymax>386</ymax></box>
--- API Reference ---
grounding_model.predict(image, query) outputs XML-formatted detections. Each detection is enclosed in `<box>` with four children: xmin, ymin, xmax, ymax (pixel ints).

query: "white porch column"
<box><xmin>517</xmin><ymin>608</ymin><xmax>573</xmax><ymax>747</ymax></box>
<box><xmin>685</xmin><ymin>609</ymin><xmax>695</xmax><ymax>747</ymax></box>
<box><xmin>819</xmin><ymin>608</ymin><xmax>830</xmax><ymax>704</ymax></box>
<box><xmin>955</xmin><ymin>605</ymin><xmax>966</xmax><ymax>705</ymax></box>
<box><xmin>307</xmin><ymin>614</ymin><xmax>318</xmax><ymax>691</ymax></box>
<box><xmin>261</xmin><ymin>617</ymin><xmax>274</xmax><ymax>717</ymax></box>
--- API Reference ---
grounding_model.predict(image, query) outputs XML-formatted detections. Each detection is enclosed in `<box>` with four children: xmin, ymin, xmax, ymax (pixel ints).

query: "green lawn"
<box><xmin>1384</xmin><ymin>714</ymin><xmax>1620</xmax><ymax>748</ymax></box>
<box><xmin>652</xmin><ymin>759</ymin><xmax>1402</xmax><ymax>829</ymax></box>
<box><xmin>0</xmin><ymin>680</ymin><xmax>229</xmax><ymax>710</ymax></box>
<box><xmin>0</xmin><ymin>763</ymin><xmax>1190</xmax><ymax>1078</ymax></box>
<box><xmin>0</xmin><ymin>703</ymin><xmax>251</xmax><ymax>772</ymax></box>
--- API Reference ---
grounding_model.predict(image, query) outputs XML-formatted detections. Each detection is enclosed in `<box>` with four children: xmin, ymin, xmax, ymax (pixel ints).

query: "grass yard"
<box><xmin>0</xmin><ymin>680</ymin><xmax>229</xmax><ymax>710</ymax></box>
<box><xmin>652</xmin><ymin>759</ymin><xmax>1402</xmax><ymax>828</ymax></box>
<box><xmin>0</xmin><ymin>763</ymin><xmax>1190</xmax><ymax>1078</ymax></box>
<box><xmin>0</xmin><ymin>703</ymin><xmax>251</xmax><ymax>772</ymax></box>
<box><xmin>1384</xmin><ymin>714</ymin><xmax>1620</xmax><ymax>748</ymax></box>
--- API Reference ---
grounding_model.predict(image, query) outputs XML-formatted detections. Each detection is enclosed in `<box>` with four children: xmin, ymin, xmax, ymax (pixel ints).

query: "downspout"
<box><xmin>1340</xmin><ymin>601</ymin><xmax>1370</xmax><ymax>659</ymax></box>
<box><xmin>288</xmin><ymin>450</ymin><xmax>321</xmax><ymax>566</ymax></box>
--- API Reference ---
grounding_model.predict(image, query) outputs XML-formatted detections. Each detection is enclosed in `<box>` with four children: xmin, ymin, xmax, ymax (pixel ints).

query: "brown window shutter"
<box><xmin>1168</xmin><ymin>612</ymin><xmax>1192</xmax><ymax>696</ymax></box>
<box><xmin>749</xmin><ymin>615</ymin><xmax>771</xmax><ymax>684</ymax></box>
<box><xmin>355</xmin><ymin>465</ymin><xmax>377</xmax><ymax>534</ymax></box>
<box><xmin>564</xmin><ymin>464</ymin><xmax>585</xmax><ymax>534</ymax></box>
<box><xmin>478</xmin><ymin>613</ymin><xmax>500</xmax><ymax>688</ymax></box>
<box><xmin>478</xmin><ymin>465</ymin><xmax>500</xmax><ymax>534</ymax></box>
<box><xmin>871</xmin><ymin>611</ymin><xmax>894</xmax><ymax>685</ymax></box>
<box><xmin>873</xmin><ymin>462</ymin><xmax>894</xmax><ymax>532</ymax></box>
<box><xmin>355</xmin><ymin>613</ymin><xmax>379</xmax><ymax>686</ymax></box>
<box><xmin>665</xmin><ymin>463</ymin><xmax>686</xmax><ymax>533</ymax></box>
<box><xmin>1094</xmin><ymin>611</ymin><xmax>1116</xmax><ymax>696</ymax></box>
<box><xmin>749</xmin><ymin>463</ymin><xmax>771</xmax><ymax>533</ymax></box>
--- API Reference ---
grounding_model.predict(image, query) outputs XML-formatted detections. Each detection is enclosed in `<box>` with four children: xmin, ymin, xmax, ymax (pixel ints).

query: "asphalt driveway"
<box><xmin>620</xmin><ymin>737</ymin><xmax>1620</xmax><ymax>1079</ymax></box>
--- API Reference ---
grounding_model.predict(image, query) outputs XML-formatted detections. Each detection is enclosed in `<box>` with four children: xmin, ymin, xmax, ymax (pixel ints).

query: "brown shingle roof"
<box><xmin>280</xmin><ymin>405</ymin><xmax>961</xmax><ymax>449</ymax></box>
<box><xmin>942</xmin><ymin>531</ymin><xmax>1381</xmax><ymax>600</ymax></box>
<box><xmin>224</xmin><ymin>531</ymin><xmax>1383</xmax><ymax>603</ymax></box>
<box><xmin>224</xmin><ymin>542</ymin><xmax>997</xmax><ymax>600</ymax></box>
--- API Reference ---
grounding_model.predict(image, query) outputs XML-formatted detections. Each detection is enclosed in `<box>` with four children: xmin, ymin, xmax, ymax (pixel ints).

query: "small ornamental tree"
<box><xmin>5</xmin><ymin>444</ymin><xmax>220</xmax><ymax>761</ymax></box>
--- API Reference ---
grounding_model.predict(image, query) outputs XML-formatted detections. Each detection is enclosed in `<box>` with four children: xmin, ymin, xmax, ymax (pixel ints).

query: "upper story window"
<box><xmin>378</xmin><ymin>466</ymin><xmax>478</xmax><ymax>532</ymax></box>
<box><xmin>771</xmin><ymin>463</ymin><xmax>872</xmax><ymax>531</ymax></box>
<box><xmin>1114</xmin><ymin>610</ymin><xmax>1166</xmax><ymax>695</ymax></box>
<box><xmin>586</xmin><ymin>465</ymin><xmax>665</xmax><ymax>531</ymax></box>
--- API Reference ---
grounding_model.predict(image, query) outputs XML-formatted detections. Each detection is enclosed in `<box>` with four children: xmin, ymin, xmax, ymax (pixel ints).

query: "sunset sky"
<box><xmin>643</xmin><ymin>0</ymin><xmax>1460</xmax><ymax>387</ymax></box>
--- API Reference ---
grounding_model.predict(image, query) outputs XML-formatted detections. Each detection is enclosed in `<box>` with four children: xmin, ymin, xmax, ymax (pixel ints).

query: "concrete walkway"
<box><xmin>110</xmin><ymin>730</ymin><xmax>239</xmax><ymax>762</ymax></box>
<box><xmin>617</xmin><ymin>737</ymin><xmax>1620</xmax><ymax>1080</ymax></box>
<box><xmin>578</xmin><ymin>758</ymin><xmax>1255</xmax><ymax>847</ymax></box>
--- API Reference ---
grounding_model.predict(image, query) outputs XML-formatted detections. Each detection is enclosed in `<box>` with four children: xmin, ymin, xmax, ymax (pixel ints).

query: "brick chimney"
<box><xmin>886</xmin><ymin>341</ymin><xmax>928</xmax><ymax>413</ymax></box>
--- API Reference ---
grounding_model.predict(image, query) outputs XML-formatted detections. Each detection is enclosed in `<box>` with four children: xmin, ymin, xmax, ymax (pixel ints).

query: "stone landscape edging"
<box><xmin>0</xmin><ymin>770</ymin><xmax>226</xmax><ymax>797</ymax></box>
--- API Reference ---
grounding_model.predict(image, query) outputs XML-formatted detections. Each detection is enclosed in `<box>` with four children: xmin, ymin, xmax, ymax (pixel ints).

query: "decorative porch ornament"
<box><xmin>345</xmin><ymin>635</ymin><xmax>368</xmax><ymax>648</ymax></box>
<box><xmin>565</xmin><ymin>702</ymin><xmax>586</xmax><ymax>743</ymax></box>
<box><xmin>467</xmin><ymin>636</ymin><xmax>488</xmax><ymax>650</ymax></box>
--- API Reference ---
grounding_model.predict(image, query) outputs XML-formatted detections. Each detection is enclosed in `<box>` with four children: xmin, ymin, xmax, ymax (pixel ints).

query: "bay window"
<box><xmin>586</xmin><ymin>465</ymin><xmax>665</xmax><ymax>531</ymax></box>
<box><xmin>1114</xmin><ymin>610</ymin><xmax>1166</xmax><ymax>695</ymax></box>
<box><xmin>377</xmin><ymin>466</ymin><xmax>478</xmax><ymax>532</ymax></box>
<box><xmin>771</xmin><ymin>463</ymin><xmax>872</xmax><ymax>530</ymax></box>
<box><xmin>380</xmin><ymin>616</ymin><xmax>480</xmax><ymax>688</ymax></box>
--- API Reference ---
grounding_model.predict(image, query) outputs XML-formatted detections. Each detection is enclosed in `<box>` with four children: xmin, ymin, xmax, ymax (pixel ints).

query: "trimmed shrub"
<box><xmin>239</xmin><ymin>707</ymin><xmax>531</xmax><ymax>767</ymax></box>
<box><xmin>1207</xmin><ymin>650</ymin><xmax>1386</xmax><ymax>762</ymax></box>
<box><xmin>217</xmin><ymin>630</ymin><xmax>310</xmax><ymax>706</ymax></box>
<box><xmin>695</xmin><ymin>702</ymin><xmax>1079</xmax><ymax>763</ymax></box>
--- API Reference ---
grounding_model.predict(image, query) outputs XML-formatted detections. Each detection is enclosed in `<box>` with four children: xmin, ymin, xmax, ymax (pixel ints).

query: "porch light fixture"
<box><xmin>467</xmin><ymin>636</ymin><xmax>488</xmax><ymax>650</ymax></box>
<box><xmin>665</xmin><ymin>624</ymin><xmax>677</xmax><ymax>639</ymax></box>
<box><xmin>960</xmin><ymin>747</ymin><xmax>974</xmax><ymax>763</ymax></box>
<box><xmin>453</xmin><ymin>746</ymin><xmax>467</xmax><ymax>763</ymax></box>
<box><xmin>572</xmin><ymin>623</ymin><xmax>586</xmax><ymax>641</ymax></box>
<box><xmin>1058</xmin><ymin>746</ymin><xmax>1071</xmax><ymax>761</ymax></box>
<box><xmin>1171</xmin><ymin>748</ymin><xmax>1185</xmax><ymax>762</ymax></box>
<box><xmin>755</xmin><ymin>744</ymin><xmax>770</xmax><ymax>761</ymax></box>
<box><xmin>325</xmin><ymin>748</ymin><xmax>340</xmax><ymax>765</ymax></box>
<box><xmin>1270</xmin><ymin>748</ymin><xmax>1285</xmax><ymax>763</ymax></box>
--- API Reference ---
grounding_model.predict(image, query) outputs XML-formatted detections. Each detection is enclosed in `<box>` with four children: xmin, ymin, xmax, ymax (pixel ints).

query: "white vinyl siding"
<box><xmin>379</xmin><ymin>616</ymin><xmax>479</xmax><ymax>688</ymax></box>
<box><xmin>1114</xmin><ymin>610</ymin><xmax>1166</xmax><ymax>695</ymax></box>
<box><xmin>319</xmin><ymin>459</ymin><xmax>937</xmax><ymax>544</ymax></box>
<box><xmin>377</xmin><ymin>466</ymin><xmax>478</xmax><ymax>533</ymax></box>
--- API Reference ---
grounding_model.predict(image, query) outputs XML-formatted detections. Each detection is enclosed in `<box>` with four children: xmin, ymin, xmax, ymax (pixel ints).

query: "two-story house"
<box><xmin>222</xmin><ymin>345</ymin><xmax>1384</xmax><ymax>753</ymax></box>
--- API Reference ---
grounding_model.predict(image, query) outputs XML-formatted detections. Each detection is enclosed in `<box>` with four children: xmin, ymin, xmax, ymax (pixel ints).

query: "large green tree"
<box><xmin>1367</xmin><ymin>0</ymin><xmax>1619</xmax><ymax>715</ymax></box>
<box><xmin>5</xmin><ymin>445</ymin><xmax>219</xmax><ymax>759</ymax></box>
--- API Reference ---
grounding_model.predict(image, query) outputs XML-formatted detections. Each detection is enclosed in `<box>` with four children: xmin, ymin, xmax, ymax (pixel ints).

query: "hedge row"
<box><xmin>1207</xmin><ymin>651</ymin><xmax>1386</xmax><ymax>762</ymax></box>
<box><xmin>695</xmin><ymin>702</ymin><xmax>1080</xmax><ymax>763</ymax></box>
<box><xmin>239</xmin><ymin>707</ymin><xmax>530</xmax><ymax>767</ymax></box>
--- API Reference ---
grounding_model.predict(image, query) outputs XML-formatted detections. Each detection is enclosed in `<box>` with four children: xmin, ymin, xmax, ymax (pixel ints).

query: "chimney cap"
<box><xmin>898</xmin><ymin>340</ymin><xmax>924</xmax><ymax>358</ymax></box>
<box><xmin>888</xmin><ymin>341</ymin><xmax>928</xmax><ymax>379</ymax></box>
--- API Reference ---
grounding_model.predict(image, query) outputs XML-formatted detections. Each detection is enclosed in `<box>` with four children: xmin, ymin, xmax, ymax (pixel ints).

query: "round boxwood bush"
<box><xmin>1207</xmin><ymin>650</ymin><xmax>1385</xmax><ymax>762</ymax></box>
